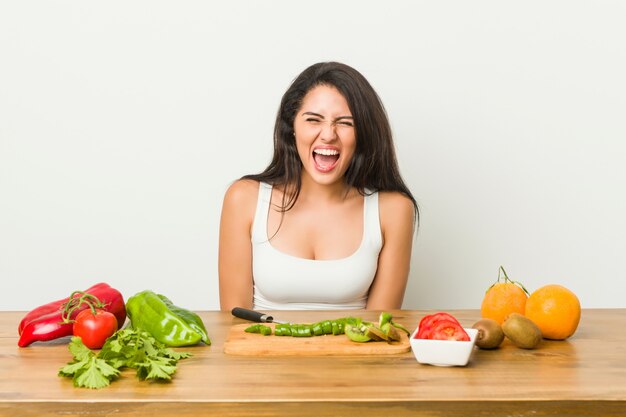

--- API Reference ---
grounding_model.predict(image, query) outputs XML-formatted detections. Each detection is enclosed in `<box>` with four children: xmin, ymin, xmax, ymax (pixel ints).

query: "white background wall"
<box><xmin>1</xmin><ymin>1</ymin><xmax>625</xmax><ymax>312</ymax></box>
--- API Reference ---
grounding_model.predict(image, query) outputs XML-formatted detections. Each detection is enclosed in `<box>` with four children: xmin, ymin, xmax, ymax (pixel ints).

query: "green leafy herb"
<box><xmin>59</xmin><ymin>328</ymin><xmax>191</xmax><ymax>389</ymax></box>
<box><xmin>58</xmin><ymin>337</ymin><xmax>120</xmax><ymax>389</ymax></box>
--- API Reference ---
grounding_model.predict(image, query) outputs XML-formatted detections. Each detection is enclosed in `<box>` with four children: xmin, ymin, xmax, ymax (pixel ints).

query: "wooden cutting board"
<box><xmin>223</xmin><ymin>323</ymin><xmax>411</xmax><ymax>356</ymax></box>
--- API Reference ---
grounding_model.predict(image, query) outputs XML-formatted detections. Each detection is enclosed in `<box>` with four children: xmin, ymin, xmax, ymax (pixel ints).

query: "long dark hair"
<box><xmin>243</xmin><ymin>61</ymin><xmax>418</xmax><ymax>222</ymax></box>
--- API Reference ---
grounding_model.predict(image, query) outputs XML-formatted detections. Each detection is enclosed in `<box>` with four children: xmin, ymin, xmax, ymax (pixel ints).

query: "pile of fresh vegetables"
<box><xmin>18</xmin><ymin>283</ymin><xmax>127</xmax><ymax>348</ymax></box>
<box><xmin>17</xmin><ymin>283</ymin><xmax>210</xmax><ymax>389</ymax></box>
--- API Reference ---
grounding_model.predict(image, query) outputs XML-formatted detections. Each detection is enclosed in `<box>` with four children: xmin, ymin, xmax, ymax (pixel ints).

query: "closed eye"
<box><xmin>303</xmin><ymin>112</ymin><xmax>324</xmax><ymax>123</ymax></box>
<box><xmin>301</xmin><ymin>112</ymin><xmax>354</xmax><ymax>127</ymax></box>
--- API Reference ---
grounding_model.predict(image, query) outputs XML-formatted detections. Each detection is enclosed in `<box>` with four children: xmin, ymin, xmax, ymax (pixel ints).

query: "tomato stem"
<box><xmin>60</xmin><ymin>291</ymin><xmax>107</xmax><ymax>323</ymax></box>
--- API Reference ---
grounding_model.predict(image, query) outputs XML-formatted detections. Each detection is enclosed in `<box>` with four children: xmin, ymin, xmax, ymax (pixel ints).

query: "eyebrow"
<box><xmin>302</xmin><ymin>111</ymin><xmax>354</xmax><ymax>121</ymax></box>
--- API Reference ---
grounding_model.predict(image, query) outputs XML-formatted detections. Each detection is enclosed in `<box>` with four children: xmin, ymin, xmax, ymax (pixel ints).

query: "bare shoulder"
<box><xmin>223</xmin><ymin>179</ymin><xmax>259</xmax><ymax>205</ymax></box>
<box><xmin>378</xmin><ymin>191</ymin><xmax>416</xmax><ymax>233</ymax></box>
<box><xmin>378</xmin><ymin>191</ymin><xmax>415</xmax><ymax>219</ymax></box>
<box><xmin>221</xmin><ymin>179</ymin><xmax>260</xmax><ymax>221</ymax></box>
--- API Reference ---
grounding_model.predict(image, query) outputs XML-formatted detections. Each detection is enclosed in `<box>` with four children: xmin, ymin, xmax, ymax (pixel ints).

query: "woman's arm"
<box><xmin>218</xmin><ymin>179</ymin><xmax>258</xmax><ymax>311</ymax></box>
<box><xmin>366</xmin><ymin>191</ymin><xmax>416</xmax><ymax>310</ymax></box>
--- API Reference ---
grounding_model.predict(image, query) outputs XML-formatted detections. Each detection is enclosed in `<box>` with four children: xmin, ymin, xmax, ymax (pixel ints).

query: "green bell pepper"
<box><xmin>126</xmin><ymin>290</ymin><xmax>210</xmax><ymax>346</ymax></box>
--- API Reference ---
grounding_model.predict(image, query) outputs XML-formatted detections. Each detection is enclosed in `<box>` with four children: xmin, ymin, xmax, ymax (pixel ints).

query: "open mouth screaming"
<box><xmin>313</xmin><ymin>148</ymin><xmax>340</xmax><ymax>172</ymax></box>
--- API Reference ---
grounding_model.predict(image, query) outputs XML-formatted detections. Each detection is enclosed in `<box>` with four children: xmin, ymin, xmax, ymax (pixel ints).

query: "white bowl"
<box><xmin>410</xmin><ymin>327</ymin><xmax>478</xmax><ymax>367</ymax></box>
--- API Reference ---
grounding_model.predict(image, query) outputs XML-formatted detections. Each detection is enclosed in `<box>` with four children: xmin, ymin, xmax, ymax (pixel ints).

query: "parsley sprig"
<box><xmin>59</xmin><ymin>328</ymin><xmax>191</xmax><ymax>389</ymax></box>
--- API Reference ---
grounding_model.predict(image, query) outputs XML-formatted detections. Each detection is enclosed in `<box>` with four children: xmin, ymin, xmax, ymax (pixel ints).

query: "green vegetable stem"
<box><xmin>125</xmin><ymin>290</ymin><xmax>210</xmax><ymax>347</ymax></box>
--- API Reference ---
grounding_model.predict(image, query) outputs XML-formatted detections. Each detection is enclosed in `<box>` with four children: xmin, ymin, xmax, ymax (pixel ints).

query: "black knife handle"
<box><xmin>231</xmin><ymin>307</ymin><xmax>274</xmax><ymax>323</ymax></box>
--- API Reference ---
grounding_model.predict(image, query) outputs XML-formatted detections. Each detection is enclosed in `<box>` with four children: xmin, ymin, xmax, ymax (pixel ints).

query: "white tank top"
<box><xmin>252</xmin><ymin>182</ymin><xmax>383</xmax><ymax>310</ymax></box>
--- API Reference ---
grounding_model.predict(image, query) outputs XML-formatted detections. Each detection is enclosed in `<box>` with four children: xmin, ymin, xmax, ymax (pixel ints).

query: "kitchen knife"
<box><xmin>231</xmin><ymin>307</ymin><xmax>287</xmax><ymax>324</ymax></box>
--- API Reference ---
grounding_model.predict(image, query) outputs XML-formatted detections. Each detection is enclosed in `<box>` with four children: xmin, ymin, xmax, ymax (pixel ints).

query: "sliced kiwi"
<box><xmin>381</xmin><ymin>322</ymin><xmax>402</xmax><ymax>342</ymax></box>
<box><xmin>345</xmin><ymin>324</ymin><xmax>372</xmax><ymax>343</ymax></box>
<box><xmin>365</xmin><ymin>325</ymin><xmax>388</xmax><ymax>341</ymax></box>
<box><xmin>472</xmin><ymin>318</ymin><xmax>505</xmax><ymax>349</ymax></box>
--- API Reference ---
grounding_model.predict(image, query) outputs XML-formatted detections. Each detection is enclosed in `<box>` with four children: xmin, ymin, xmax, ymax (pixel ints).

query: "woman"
<box><xmin>218</xmin><ymin>62</ymin><xmax>418</xmax><ymax>311</ymax></box>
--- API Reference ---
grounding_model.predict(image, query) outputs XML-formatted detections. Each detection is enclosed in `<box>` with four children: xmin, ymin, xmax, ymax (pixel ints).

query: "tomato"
<box><xmin>73</xmin><ymin>309</ymin><xmax>118</xmax><ymax>349</ymax></box>
<box><xmin>429</xmin><ymin>319</ymin><xmax>470</xmax><ymax>341</ymax></box>
<box><xmin>416</xmin><ymin>312</ymin><xmax>462</xmax><ymax>339</ymax></box>
<box><xmin>415</xmin><ymin>312</ymin><xmax>470</xmax><ymax>341</ymax></box>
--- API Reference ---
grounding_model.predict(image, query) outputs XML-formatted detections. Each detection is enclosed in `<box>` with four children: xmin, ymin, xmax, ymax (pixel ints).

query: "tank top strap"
<box><xmin>363</xmin><ymin>189</ymin><xmax>382</xmax><ymax>248</ymax></box>
<box><xmin>252</xmin><ymin>182</ymin><xmax>273</xmax><ymax>243</ymax></box>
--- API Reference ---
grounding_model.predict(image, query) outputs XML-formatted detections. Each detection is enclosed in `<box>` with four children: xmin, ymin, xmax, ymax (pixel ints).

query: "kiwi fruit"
<box><xmin>365</xmin><ymin>325</ymin><xmax>388</xmax><ymax>341</ymax></box>
<box><xmin>502</xmin><ymin>313</ymin><xmax>542</xmax><ymax>349</ymax></box>
<box><xmin>472</xmin><ymin>318</ymin><xmax>505</xmax><ymax>349</ymax></box>
<box><xmin>345</xmin><ymin>324</ymin><xmax>372</xmax><ymax>343</ymax></box>
<box><xmin>383</xmin><ymin>323</ymin><xmax>402</xmax><ymax>342</ymax></box>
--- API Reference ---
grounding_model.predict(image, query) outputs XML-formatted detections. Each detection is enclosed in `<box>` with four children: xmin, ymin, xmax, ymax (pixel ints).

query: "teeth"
<box><xmin>314</xmin><ymin>149</ymin><xmax>339</xmax><ymax>156</ymax></box>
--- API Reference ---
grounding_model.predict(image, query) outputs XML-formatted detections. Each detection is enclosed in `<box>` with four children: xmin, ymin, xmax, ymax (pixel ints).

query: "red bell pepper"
<box><xmin>18</xmin><ymin>282</ymin><xmax>107</xmax><ymax>334</ymax></box>
<box><xmin>18</xmin><ymin>283</ymin><xmax>126</xmax><ymax>347</ymax></box>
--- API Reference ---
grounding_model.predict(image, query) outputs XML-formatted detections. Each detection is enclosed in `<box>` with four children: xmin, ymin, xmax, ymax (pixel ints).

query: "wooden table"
<box><xmin>1</xmin><ymin>309</ymin><xmax>625</xmax><ymax>417</ymax></box>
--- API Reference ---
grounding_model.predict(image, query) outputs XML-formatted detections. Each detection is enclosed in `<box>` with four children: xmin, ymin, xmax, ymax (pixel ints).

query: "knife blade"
<box><xmin>231</xmin><ymin>307</ymin><xmax>287</xmax><ymax>324</ymax></box>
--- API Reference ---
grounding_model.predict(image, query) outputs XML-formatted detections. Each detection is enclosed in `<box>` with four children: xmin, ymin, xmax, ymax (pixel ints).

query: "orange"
<box><xmin>525</xmin><ymin>284</ymin><xmax>581</xmax><ymax>340</ymax></box>
<box><xmin>480</xmin><ymin>266</ymin><xmax>529</xmax><ymax>324</ymax></box>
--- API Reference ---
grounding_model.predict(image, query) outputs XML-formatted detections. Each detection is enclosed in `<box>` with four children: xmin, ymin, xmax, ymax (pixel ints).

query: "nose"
<box><xmin>319</xmin><ymin>121</ymin><xmax>338</xmax><ymax>142</ymax></box>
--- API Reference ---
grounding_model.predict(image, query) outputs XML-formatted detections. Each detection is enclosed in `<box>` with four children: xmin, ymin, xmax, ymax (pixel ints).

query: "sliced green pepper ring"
<box><xmin>245</xmin><ymin>324</ymin><xmax>261</xmax><ymax>333</ymax></box>
<box><xmin>245</xmin><ymin>323</ymin><xmax>272</xmax><ymax>335</ymax></box>
<box><xmin>311</xmin><ymin>322</ymin><xmax>324</xmax><ymax>336</ymax></box>
<box><xmin>321</xmin><ymin>320</ymin><xmax>332</xmax><ymax>334</ymax></box>
<box><xmin>294</xmin><ymin>325</ymin><xmax>312</xmax><ymax>337</ymax></box>
<box><xmin>276</xmin><ymin>324</ymin><xmax>291</xmax><ymax>336</ymax></box>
